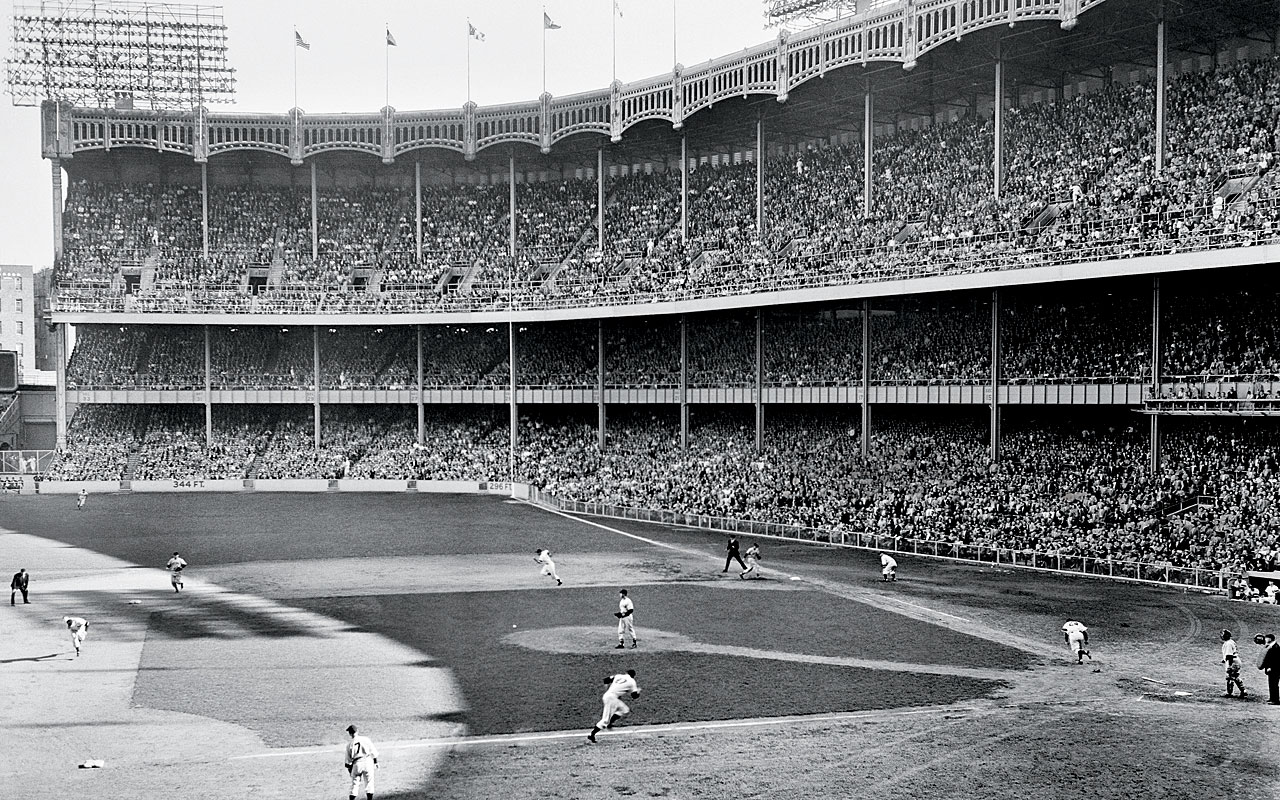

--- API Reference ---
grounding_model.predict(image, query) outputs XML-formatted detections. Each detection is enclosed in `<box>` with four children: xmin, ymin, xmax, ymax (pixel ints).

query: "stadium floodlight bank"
<box><xmin>5</xmin><ymin>0</ymin><xmax>235</xmax><ymax>109</ymax></box>
<box><xmin>764</xmin><ymin>0</ymin><xmax>864</xmax><ymax>28</ymax></box>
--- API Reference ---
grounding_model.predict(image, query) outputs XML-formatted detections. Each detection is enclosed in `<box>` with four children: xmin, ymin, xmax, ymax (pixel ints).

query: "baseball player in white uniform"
<box><xmin>880</xmin><ymin>553</ymin><xmax>898</xmax><ymax>581</ymax></box>
<box><xmin>1221</xmin><ymin>629</ymin><xmax>1247</xmax><ymax>698</ymax></box>
<box><xmin>343</xmin><ymin>724</ymin><xmax>379</xmax><ymax>800</ymax></box>
<box><xmin>76</xmin><ymin>488</ymin><xmax>87</xmax><ymax>510</ymax></box>
<box><xmin>588</xmin><ymin>669</ymin><xmax>641</xmax><ymax>742</ymax></box>
<box><xmin>1062</xmin><ymin>619</ymin><xmax>1091</xmax><ymax>663</ymax></box>
<box><xmin>534</xmin><ymin>549</ymin><xmax>562</xmax><ymax>586</ymax></box>
<box><xmin>615</xmin><ymin>589</ymin><xmax>637</xmax><ymax>649</ymax></box>
<box><xmin>166</xmin><ymin>552</ymin><xmax>188</xmax><ymax>593</ymax></box>
<box><xmin>64</xmin><ymin>616</ymin><xmax>88</xmax><ymax>657</ymax></box>
<box><xmin>740</xmin><ymin>542</ymin><xmax>761</xmax><ymax>579</ymax></box>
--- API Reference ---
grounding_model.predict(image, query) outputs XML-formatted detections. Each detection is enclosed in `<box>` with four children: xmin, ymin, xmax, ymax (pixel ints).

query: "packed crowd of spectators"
<box><xmin>54</xmin><ymin>56</ymin><xmax>1280</xmax><ymax>313</ymax></box>
<box><xmin>60</xmin><ymin>274</ymin><xmax>1280</xmax><ymax>390</ymax></box>
<box><xmin>39</xmin><ymin>397</ymin><xmax>1280</xmax><ymax>576</ymax></box>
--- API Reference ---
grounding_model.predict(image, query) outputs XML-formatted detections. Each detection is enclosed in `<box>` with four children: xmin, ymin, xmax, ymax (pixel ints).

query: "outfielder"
<box><xmin>587</xmin><ymin>669</ymin><xmax>641</xmax><ymax>742</ymax></box>
<box><xmin>344</xmin><ymin>724</ymin><xmax>380</xmax><ymax>800</ymax></box>
<box><xmin>880</xmin><ymin>553</ymin><xmax>897</xmax><ymax>582</ymax></box>
<box><xmin>166</xmin><ymin>552</ymin><xmax>188</xmax><ymax>593</ymax></box>
<box><xmin>740</xmin><ymin>542</ymin><xmax>761</xmax><ymax>579</ymax></box>
<box><xmin>1063</xmin><ymin>619</ymin><xmax>1091</xmax><ymax>663</ymax></box>
<box><xmin>64</xmin><ymin>616</ymin><xmax>88</xmax><ymax>657</ymax></box>
<box><xmin>614</xmin><ymin>589</ymin><xmax>637</xmax><ymax>649</ymax></box>
<box><xmin>1221</xmin><ymin>629</ymin><xmax>1247</xmax><ymax>698</ymax></box>
<box><xmin>534</xmin><ymin>548</ymin><xmax>562</xmax><ymax>586</ymax></box>
<box><xmin>76</xmin><ymin>488</ymin><xmax>87</xmax><ymax>510</ymax></box>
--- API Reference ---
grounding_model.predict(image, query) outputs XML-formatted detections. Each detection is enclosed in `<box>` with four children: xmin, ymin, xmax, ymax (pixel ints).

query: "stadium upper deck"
<box><xmin>41</xmin><ymin>0</ymin><xmax>1280</xmax><ymax>323</ymax></box>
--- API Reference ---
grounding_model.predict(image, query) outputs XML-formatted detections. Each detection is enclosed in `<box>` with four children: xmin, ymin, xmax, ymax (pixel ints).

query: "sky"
<box><xmin>0</xmin><ymin>0</ymin><xmax>786</xmax><ymax>270</ymax></box>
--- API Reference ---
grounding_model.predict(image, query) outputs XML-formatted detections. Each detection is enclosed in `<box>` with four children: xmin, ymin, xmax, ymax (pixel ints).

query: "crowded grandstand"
<box><xmin>36</xmin><ymin>0</ymin><xmax>1280</xmax><ymax>585</ymax></box>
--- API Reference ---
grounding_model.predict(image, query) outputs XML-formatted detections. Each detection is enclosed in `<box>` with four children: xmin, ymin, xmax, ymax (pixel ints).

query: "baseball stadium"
<box><xmin>4</xmin><ymin>0</ymin><xmax>1280</xmax><ymax>797</ymax></box>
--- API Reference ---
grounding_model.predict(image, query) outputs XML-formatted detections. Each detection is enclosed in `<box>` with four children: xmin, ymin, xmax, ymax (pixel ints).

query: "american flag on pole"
<box><xmin>386</xmin><ymin>29</ymin><xmax>397</xmax><ymax>46</ymax></box>
<box><xmin>468</xmin><ymin>22</ymin><xmax>485</xmax><ymax>41</ymax></box>
<box><xmin>295</xmin><ymin>31</ymin><xmax>311</xmax><ymax>50</ymax></box>
<box><xmin>544</xmin><ymin>12</ymin><xmax>561</xmax><ymax>29</ymax></box>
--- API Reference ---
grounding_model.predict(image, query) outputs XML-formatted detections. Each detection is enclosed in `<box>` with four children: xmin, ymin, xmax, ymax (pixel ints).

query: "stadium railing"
<box><xmin>528</xmin><ymin>489</ymin><xmax>1235</xmax><ymax>594</ymax></box>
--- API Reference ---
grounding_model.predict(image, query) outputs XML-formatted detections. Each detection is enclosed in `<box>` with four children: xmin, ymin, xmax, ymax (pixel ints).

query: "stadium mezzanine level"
<box><xmin>54</xmin><ymin>265</ymin><xmax>1280</xmax><ymax>477</ymax></box>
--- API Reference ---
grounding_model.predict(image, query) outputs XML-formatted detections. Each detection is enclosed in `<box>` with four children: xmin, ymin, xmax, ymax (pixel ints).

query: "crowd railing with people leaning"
<box><xmin>527</xmin><ymin>487</ymin><xmax>1235</xmax><ymax>593</ymax></box>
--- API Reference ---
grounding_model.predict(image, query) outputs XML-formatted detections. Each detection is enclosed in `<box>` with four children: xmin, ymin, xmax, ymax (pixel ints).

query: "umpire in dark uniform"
<box><xmin>11</xmin><ymin>568</ymin><xmax>29</xmax><ymax>604</ymax></box>
<box><xmin>723</xmin><ymin>537</ymin><xmax>747</xmax><ymax>572</ymax></box>
<box><xmin>1255</xmin><ymin>633</ymin><xmax>1280</xmax><ymax>704</ymax></box>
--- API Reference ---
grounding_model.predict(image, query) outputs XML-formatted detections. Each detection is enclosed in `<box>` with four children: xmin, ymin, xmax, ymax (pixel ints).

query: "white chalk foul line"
<box><xmin>231</xmin><ymin>698</ymin><xmax>1112</xmax><ymax>761</ymax></box>
<box><xmin>535</xmin><ymin>502</ymin><xmax>971</xmax><ymax>624</ymax></box>
<box><xmin>230</xmin><ymin>705</ymin><xmax>983</xmax><ymax>760</ymax></box>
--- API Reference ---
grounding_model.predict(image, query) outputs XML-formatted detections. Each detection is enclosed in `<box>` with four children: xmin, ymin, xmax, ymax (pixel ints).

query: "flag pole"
<box><xmin>542</xmin><ymin>7</ymin><xmax>547</xmax><ymax>96</ymax></box>
<box><xmin>611</xmin><ymin>5</ymin><xmax>617</xmax><ymax>84</ymax></box>
<box><xmin>673</xmin><ymin>0</ymin><xmax>678</xmax><ymax>67</ymax></box>
<box><xmin>385</xmin><ymin>23</ymin><xmax>390</xmax><ymax>108</ymax></box>
<box><xmin>466</xmin><ymin>22</ymin><xmax>472</xmax><ymax>104</ymax></box>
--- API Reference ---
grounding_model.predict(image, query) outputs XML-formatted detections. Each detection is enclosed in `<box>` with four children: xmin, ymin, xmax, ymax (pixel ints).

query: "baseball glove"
<box><xmin>614</xmin><ymin>612</ymin><xmax>625</xmax><ymax>618</ymax></box>
<box><xmin>630</xmin><ymin>691</ymin><xmax>641</xmax><ymax>699</ymax></box>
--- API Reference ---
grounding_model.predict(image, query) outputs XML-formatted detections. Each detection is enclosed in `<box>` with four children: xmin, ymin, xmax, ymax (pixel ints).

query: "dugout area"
<box><xmin>4</xmin><ymin>493</ymin><xmax>1280</xmax><ymax>799</ymax></box>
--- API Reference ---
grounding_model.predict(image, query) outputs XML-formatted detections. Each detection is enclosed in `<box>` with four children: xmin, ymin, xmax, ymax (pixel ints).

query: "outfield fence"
<box><xmin>528</xmin><ymin>489</ymin><xmax>1236</xmax><ymax>595</ymax></box>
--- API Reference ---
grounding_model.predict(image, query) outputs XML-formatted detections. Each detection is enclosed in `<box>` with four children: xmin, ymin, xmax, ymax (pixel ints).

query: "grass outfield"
<box><xmin>5</xmin><ymin>493</ymin><xmax>1280</xmax><ymax>799</ymax></box>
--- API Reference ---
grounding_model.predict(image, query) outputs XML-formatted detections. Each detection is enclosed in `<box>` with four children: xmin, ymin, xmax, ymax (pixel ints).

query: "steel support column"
<box><xmin>51</xmin><ymin>160</ymin><xmax>64</xmax><ymax>264</ymax></box>
<box><xmin>990</xmin><ymin>290</ymin><xmax>1001</xmax><ymax>463</ymax></box>
<box><xmin>416</xmin><ymin>324</ymin><xmax>424</xmax><ymax>446</ymax></box>
<box><xmin>680</xmin><ymin>135</ymin><xmax>688</xmax><ymax>244</ymax></box>
<box><xmin>204</xmin><ymin>325</ymin><xmax>212</xmax><ymax>447</ymax></box>
<box><xmin>680</xmin><ymin>314</ymin><xmax>689</xmax><ymax>452</ymax></box>
<box><xmin>755</xmin><ymin>311</ymin><xmax>763</xmax><ymax>454</ymax></box>
<box><xmin>598</xmin><ymin>148</ymin><xmax>606</xmax><ymax>253</ymax></box>
<box><xmin>1155</xmin><ymin>8</ymin><xmax>1167</xmax><ymax>173</ymax></box>
<box><xmin>415</xmin><ymin>160</ymin><xmax>423</xmax><ymax>262</ymax></box>
<box><xmin>54</xmin><ymin>324</ymin><xmax>67</xmax><ymax>450</ymax></box>
<box><xmin>200</xmin><ymin>163</ymin><xmax>209</xmax><ymax>259</ymax></box>
<box><xmin>755</xmin><ymin>118</ymin><xmax>765</xmax><ymax>237</ymax></box>
<box><xmin>312</xmin><ymin>326</ymin><xmax>321</xmax><ymax>449</ymax></box>
<box><xmin>1150</xmin><ymin>277</ymin><xmax>1162</xmax><ymax>472</ymax></box>
<box><xmin>863</xmin><ymin>91</ymin><xmax>873</xmax><ymax>218</ymax></box>
<box><xmin>597</xmin><ymin>319</ymin><xmax>606</xmax><ymax>450</ymax></box>
<box><xmin>862</xmin><ymin>299</ymin><xmax>871</xmax><ymax>459</ymax></box>
<box><xmin>993</xmin><ymin>46</ymin><xmax>1005</xmax><ymax>201</ymax></box>
<box><xmin>310</xmin><ymin>161</ymin><xmax>318</xmax><ymax>261</ymax></box>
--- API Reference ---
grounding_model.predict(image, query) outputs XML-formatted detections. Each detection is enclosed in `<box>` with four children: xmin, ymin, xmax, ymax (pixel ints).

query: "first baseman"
<box><xmin>344</xmin><ymin>724</ymin><xmax>380</xmax><ymax>800</ymax></box>
<box><xmin>880</xmin><ymin>553</ymin><xmax>897</xmax><ymax>581</ymax></box>
<box><xmin>588</xmin><ymin>669</ymin><xmax>641</xmax><ymax>742</ymax></box>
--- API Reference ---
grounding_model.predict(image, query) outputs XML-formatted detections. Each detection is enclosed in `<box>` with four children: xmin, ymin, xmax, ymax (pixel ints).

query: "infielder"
<box><xmin>534</xmin><ymin>548</ymin><xmax>562</xmax><ymax>586</ymax></box>
<box><xmin>1221</xmin><ymin>629</ymin><xmax>1247</xmax><ymax>698</ymax></box>
<box><xmin>344</xmin><ymin>724</ymin><xmax>379</xmax><ymax>800</ymax></box>
<box><xmin>614</xmin><ymin>589</ymin><xmax>637</xmax><ymax>649</ymax></box>
<box><xmin>1062</xmin><ymin>619</ymin><xmax>1091</xmax><ymax>663</ymax></box>
<box><xmin>880</xmin><ymin>553</ymin><xmax>897</xmax><ymax>582</ymax></box>
<box><xmin>166</xmin><ymin>552</ymin><xmax>188</xmax><ymax>593</ymax></box>
<box><xmin>740</xmin><ymin>542</ymin><xmax>761</xmax><ymax>579</ymax></box>
<box><xmin>64</xmin><ymin>616</ymin><xmax>88</xmax><ymax>657</ymax></box>
<box><xmin>587</xmin><ymin>669</ymin><xmax>641</xmax><ymax>742</ymax></box>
